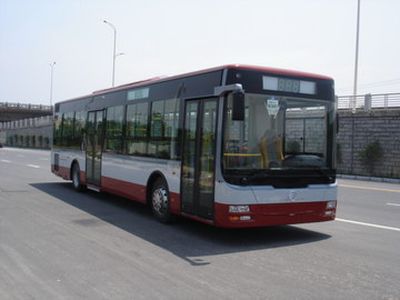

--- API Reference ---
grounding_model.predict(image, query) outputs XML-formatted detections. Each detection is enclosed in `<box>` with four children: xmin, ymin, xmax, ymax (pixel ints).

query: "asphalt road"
<box><xmin>1</xmin><ymin>148</ymin><xmax>399</xmax><ymax>300</ymax></box>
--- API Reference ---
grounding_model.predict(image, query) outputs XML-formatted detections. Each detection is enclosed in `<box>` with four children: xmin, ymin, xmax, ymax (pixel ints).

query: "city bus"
<box><xmin>51</xmin><ymin>64</ymin><xmax>337</xmax><ymax>228</ymax></box>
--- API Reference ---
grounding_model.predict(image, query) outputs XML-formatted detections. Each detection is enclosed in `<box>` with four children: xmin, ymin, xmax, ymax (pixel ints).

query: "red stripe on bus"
<box><xmin>52</xmin><ymin>166</ymin><xmax>181</xmax><ymax>211</ymax></box>
<box><xmin>169</xmin><ymin>192</ymin><xmax>181</xmax><ymax>215</ymax></box>
<box><xmin>101</xmin><ymin>176</ymin><xmax>147</xmax><ymax>204</ymax></box>
<box><xmin>101</xmin><ymin>176</ymin><xmax>181</xmax><ymax>214</ymax></box>
<box><xmin>51</xmin><ymin>165</ymin><xmax>86</xmax><ymax>184</ymax></box>
<box><xmin>52</xmin><ymin>165</ymin><xmax>70</xmax><ymax>180</ymax></box>
<box><xmin>230</xmin><ymin>64</ymin><xmax>333</xmax><ymax>80</ymax></box>
<box><xmin>80</xmin><ymin>170</ymin><xmax>86</xmax><ymax>185</ymax></box>
<box><xmin>214</xmin><ymin>201</ymin><xmax>335</xmax><ymax>228</ymax></box>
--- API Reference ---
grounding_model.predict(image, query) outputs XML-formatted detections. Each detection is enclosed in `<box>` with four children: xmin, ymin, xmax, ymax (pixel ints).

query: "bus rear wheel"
<box><xmin>151</xmin><ymin>179</ymin><xmax>173</xmax><ymax>223</ymax></box>
<box><xmin>72</xmin><ymin>163</ymin><xmax>86</xmax><ymax>192</ymax></box>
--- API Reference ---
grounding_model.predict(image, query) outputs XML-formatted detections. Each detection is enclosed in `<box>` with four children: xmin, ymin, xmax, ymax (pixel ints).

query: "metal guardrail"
<box><xmin>0</xmin><ymin>102</ymin><xmax>52</xmax><ymax>111</ymax></box>
<box><xmin>337</xmin><ymin>93</ymin><xmax>400</xmax><ymax>110</ymax></box>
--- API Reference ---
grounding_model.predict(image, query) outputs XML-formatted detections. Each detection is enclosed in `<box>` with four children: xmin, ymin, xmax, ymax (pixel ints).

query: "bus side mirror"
<box><xmin>232</xmin><ymin>91</ymin><xmax>245</xmax><ymax>121</ymax></box>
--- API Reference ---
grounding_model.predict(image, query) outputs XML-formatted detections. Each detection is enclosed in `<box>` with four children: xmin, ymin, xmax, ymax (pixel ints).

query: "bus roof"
<box><xmin>58</xmin><ymin>64</ymin><xmax>333</xmax><ymax>104</ymax></box>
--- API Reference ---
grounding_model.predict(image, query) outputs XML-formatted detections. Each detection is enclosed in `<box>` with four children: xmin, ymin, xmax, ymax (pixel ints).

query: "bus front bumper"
<box><xmin>214</xmin><ymin>201</ymin><xmax>336</xmax><ymax>228</ymax></box>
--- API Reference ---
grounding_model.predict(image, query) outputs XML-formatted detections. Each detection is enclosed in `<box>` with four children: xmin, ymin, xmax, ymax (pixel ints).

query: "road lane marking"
<box><xmin>26</xmin><ymin>164</ymin><xmax>40</xmax><ymax>169</ymax></box>
<box><xmin>1</xmin><ymin>159</ymin><xmax>11</xmax><ymax>163</ymax></box>
<box><xmin>387</xmin><ymin>203</ymin><xmax>400</xmax><ymax>207</ymax></box>
<box><xmin>336</xmin><ymin>218</ymin><xmax>400</xmax><ymax>232</ymax></box>
<box><xmin>339</xmin><ymin>184</ymin><xmax>400</xmax><ymax>193</ymax></box>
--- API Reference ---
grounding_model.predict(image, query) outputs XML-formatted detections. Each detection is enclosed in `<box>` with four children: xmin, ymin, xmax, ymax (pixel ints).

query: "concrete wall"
<box><xmin>337</xmin><ymin>109</ymin><xmax>400</xmax><ymax>178</ymax></box>
<box><xmin>0</xmin><ymin>116</ymin><xmax>52</xmax><ymax>149</ymax></box>
<box><xmin>285</xmin><ymin>114</ymin><xmax>325</xmax><ymax>154</ymax></box>
<box><xmin>0</xmin><ymin>131</ymin><xmax>6</xmax><ymax>145</ymax></box>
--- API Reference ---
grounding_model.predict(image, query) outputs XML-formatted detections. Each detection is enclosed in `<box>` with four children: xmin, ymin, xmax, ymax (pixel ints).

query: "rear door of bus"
<box><xmin>86</xmin><ymin>110</ymin><xmax>104</xmax><ymax>187</ymax></box>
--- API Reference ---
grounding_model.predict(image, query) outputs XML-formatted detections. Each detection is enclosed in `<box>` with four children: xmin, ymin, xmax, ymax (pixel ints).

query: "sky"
<box><xmin>1</xmin><ymin>0</ymin><xmax>400</xmax><ymax>105</ymax></box>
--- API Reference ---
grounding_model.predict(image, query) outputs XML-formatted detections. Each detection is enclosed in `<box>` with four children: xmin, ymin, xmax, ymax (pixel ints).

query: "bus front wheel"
<box><xmin>151</xmin><ymin>179</ymin><xmax>173</xmax><ymax>223</ymax></box>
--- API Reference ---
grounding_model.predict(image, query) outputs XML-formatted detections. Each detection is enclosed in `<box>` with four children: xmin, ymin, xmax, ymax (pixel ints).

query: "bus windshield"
<box><xmin>223</xmin><ymin>93</ymin><xmax>334</xmax><ymax>174</ymax></box>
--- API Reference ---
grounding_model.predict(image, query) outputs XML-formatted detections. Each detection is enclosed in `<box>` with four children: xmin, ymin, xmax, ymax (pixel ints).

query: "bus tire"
<box><xmin>151</xmin><ymin>178</ymin><xmax>173</xmax><ymax>223</ymax></box>
<box><xmin>71</xmin><ymin>162</ymin><xmax>86</xmax><ymax>192</ymax></box>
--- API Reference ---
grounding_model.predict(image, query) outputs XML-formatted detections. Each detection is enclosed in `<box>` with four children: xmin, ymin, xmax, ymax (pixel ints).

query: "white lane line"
<box><xmin>336</xmin><ymin>218</ymin><xmax>400</xmax><ymax>232</ymax></box>
<box><xmin>26</xmin><ymin>164</ymin><xmax>40</xmax><ymax>169</ymax></box>
<box><xmin>387</xmin><ymin>203</ymin><xmax>400</xmax><ymax>207</ymax></box>
<box><xmin>1</xmin><ymin>159</ymin><xmax>11</xmax><ymax>163</ymax></box>
<box><xmin>339</xmin><ymin>184</ymin><xmax>400</xmax><ymax>193</ymax></box>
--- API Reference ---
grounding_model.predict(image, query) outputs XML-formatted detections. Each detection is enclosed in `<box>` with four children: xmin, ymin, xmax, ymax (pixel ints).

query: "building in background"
<box><xmin>0</xmin><ymin>102</ymin><xmax>53</xmax><ymax>148</ymax></box>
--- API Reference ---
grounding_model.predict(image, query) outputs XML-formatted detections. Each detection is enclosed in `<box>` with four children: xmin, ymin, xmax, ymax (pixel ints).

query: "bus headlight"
<box><xmin>324</xmin><ymin>210</ymin><xmax>335</xmax><ymax>217</ymax></box>
<box><xmin>229</xmin><ymin>205</ymin><xmax>250</xmax><ymax>213</ymax></box>
<box><xmin>326</xmin><ymin>201</ymin><xmax>337</xmax><ymax>209</ymax></box>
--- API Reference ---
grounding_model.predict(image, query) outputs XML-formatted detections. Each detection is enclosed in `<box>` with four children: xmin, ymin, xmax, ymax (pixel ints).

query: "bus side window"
<box><xmin>126</xmin><ymin>102</ymin><xmax>149</xmax><ymax>156</ymax></box>
<box><xmin>62</xmin><ymin>112</ymin><xmax>74</xmax><ymax>147</ymax></box>
<box><xmin>53</xmin><ymin>113</ymin><xmax>63</xmax><ymax>147</ymax></box>
<box><xmin>149</xmin><ymin>98</ymin><xmax>179</xmax><ymax>159</ymax></box>
<box><xmin>72</xmin><ymin>111</ymin><xmax>86</xmax><ymax>149</ymax></box>
<box><xmin>105</xmin><ymin>105</ymin><xmax>124</xmax><ymax>153</ymax></box>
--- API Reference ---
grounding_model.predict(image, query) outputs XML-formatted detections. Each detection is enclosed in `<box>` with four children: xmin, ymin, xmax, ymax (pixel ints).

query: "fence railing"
<box><xmin>337</xmin><ymin>93</ymin><xmax>400</xmax><ymax>110</ymax></box>
<box><xmin>0</xmin><ymin>102</ymin><xmax>52</xmax><ymax>111</ymax></box>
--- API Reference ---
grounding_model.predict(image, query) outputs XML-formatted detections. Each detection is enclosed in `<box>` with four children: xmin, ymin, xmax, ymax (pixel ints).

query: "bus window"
<box><xmin>149</xmin><ymin>99</ymin><xmax>179</xmax><ymax>159</ymax></box>
<box><xmin>105</xmin><ymin>105</ymin><xmax>124</xmax><ymax>152</ymax></box>
<box><xmin>126</xmin><ymin>102</ymin><xmax>148</xmax><ymax>156</ymax></box>
<box><xmin>71</xmin><ymin>111</ymin><xmax>86</xmax><ymax>149</ymax></box>
<box><xmin>53</xmin><ymin>113</ymin><xmax>63</xmax><ymax>147</ymax></box>
<box><xmin>285</xmin><ymin>106</ymin><xmax>326</xmax><ymax>155</ymax></box>
<box><xmin>164</xmin><ymin>98</ymin><xmax>179</xmax><ymax>159</ymax></box>
<box><xmin>62</xmin><ymin>112</ymin><xmax>74</xmax><ymax>147</ymax></box>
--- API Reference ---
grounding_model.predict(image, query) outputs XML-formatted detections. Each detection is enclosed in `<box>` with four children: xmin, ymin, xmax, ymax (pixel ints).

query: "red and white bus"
<box><xmin>51</xmin><ymin>65</ymin><xmax>337</xmax><ymax>228</ymax></box>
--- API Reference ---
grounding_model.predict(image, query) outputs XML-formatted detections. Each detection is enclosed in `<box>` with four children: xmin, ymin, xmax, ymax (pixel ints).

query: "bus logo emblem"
<box><xmin>289</xmin><ymin>191</ymin><xmax>297</xmax><ymax>201</ymax></box>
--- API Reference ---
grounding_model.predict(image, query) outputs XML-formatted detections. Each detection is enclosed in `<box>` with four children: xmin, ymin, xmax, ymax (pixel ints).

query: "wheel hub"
<box><xmin>73</xmin><ymin>167</ymin><xmax>79</xmax><ymax>187</ymax></box>
<box><xmin>152</xmin><ymin>188</ymin><xmax>168</xmax><ymax>213</ymax></box>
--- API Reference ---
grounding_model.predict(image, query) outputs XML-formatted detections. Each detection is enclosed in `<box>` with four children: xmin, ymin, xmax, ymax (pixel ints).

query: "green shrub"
<box><xmin>359</xmin><ymin>141</ymin><xmax>383</xmax><ymax>174</ymax></box>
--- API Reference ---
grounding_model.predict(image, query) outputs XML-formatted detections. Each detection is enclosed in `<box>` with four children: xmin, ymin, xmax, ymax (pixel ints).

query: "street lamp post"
<box><xmin>352</xmin><ymin>0</ymin><xmax>361</xmax><ymax>113</ymax></box>
<box><xmin>49</xmin><ymin>61</ymin><xmax>56</xmax><ymax>106</ymax></box>
<box><xmin>103</xmin><ymin>19</ymin><xmax>120</xmax><ymax>87</ymax></box>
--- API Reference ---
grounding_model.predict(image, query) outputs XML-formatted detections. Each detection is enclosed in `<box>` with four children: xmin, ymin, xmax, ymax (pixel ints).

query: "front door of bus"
<box><xmin>181</xmin><ymin>98</ymin><xmax>218</xmax><ymax>220</ymax></box>
<box><xmin>86</xmin><ymin>110</ymin><xmax>104</xmax><ymax>187</ymax></box>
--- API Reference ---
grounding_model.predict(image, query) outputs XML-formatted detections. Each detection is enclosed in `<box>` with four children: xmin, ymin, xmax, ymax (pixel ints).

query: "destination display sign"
<box><xmin>262</xmin><ymin>76</ymin><xmax>316</xmax><ymax>95</ymax></box>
